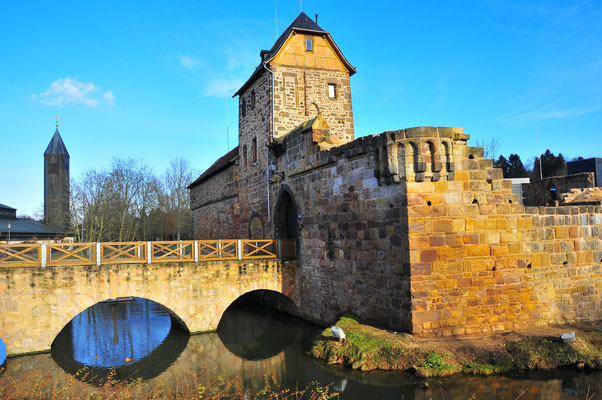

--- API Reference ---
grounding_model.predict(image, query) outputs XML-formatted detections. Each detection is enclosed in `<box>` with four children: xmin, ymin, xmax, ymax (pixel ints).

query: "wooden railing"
<box><xmin>0</xmin><ymin>239</ymin><xmax>297</xmax><ymax>268</ymax></box>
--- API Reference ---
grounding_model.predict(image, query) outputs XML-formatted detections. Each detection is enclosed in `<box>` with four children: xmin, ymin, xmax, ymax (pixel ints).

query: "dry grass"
<box><xmin>0</xmin><ymin>366</ymin><xmax>338</xmax><ymax>400</ymax></box>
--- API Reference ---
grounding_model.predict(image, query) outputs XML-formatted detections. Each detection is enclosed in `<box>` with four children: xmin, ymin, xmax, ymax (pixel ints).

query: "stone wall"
<box><xmin>397</xmin><ymin>139</ymin><xmax>602</xmax><ymax>335</ymax></box>
<box><xmin>272</xmin><ymin>65</ymin><xmax>354</xmax><ymax>143</ymax></box>
<box><xmin>190</xmin><ymin>165</ymin><xmax>242</xmax><ymax>239</ymax></box>
<box><xmin>524</xmin><ymin>172</ymin><xmax>595</xmax><ymax>206</ymax></box>
<box><xmin>0</xmin><ymin>259</ymin><xmax>299</xmax><ymax>355</ymax></box>
<box><xmin>193</xmin><ymin>120</ymin><xmax>602</xmax><ymax>338</ymax></box>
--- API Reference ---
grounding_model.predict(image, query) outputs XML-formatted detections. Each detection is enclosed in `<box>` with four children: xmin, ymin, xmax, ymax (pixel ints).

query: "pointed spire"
<box><xmin>45</xmin><ymin>118</ymin><xmax>70</xmax><ymax>157</ymax></box>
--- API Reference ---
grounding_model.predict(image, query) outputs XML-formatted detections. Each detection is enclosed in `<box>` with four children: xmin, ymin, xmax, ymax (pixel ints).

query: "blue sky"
<box><xmin>1</xmin><ymin>0</ymin><xmax>601</xmax><ymax>217</ymax></box>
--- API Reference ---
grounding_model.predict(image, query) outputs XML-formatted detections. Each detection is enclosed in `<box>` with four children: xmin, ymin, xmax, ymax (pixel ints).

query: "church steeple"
<box><xmin>44</xmin><ymin>117</ymin><xmax>70</xmax><ymax>232</ymax></box>
<box><xmin>44</xmin><ymin>116</ymin><xmax>70</xmax><ymax>157</ymax></box>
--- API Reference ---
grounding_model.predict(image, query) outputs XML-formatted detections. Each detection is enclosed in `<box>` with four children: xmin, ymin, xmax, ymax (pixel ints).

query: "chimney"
<box><xmin>315</xmin><ymin>14</ymin><xmax>318</xmax><ymax>24</ymax></box>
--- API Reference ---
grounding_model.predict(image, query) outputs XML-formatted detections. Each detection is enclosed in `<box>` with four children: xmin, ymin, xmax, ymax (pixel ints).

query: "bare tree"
<box><xmin>69</xmin><ymin>157</ymin><xmax>195</xmax><ymax>242</ymax></box>
<box><xmin>162</xmin><ymin>158</ymin><xmax>195</xmax><ymax>240</ymax></box>
<box><xmin>476</xmin><ymin>137</ymin><xmax>501</xmax><ymax>160</ymax></box>
<box><xmin>71</xmin><ymin>158</ymin><xmax>159</xmax><ymax>242</ymax></box>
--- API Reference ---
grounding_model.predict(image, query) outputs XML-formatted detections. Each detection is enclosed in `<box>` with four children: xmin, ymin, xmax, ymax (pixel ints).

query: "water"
<box><xmin>1</xmin><ymin>297</ymin><xmax>600</xmax><ymax>399</ymax></box>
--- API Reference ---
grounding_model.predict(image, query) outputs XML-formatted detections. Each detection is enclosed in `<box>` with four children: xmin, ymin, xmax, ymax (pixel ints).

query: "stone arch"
<box><xmin>426</xmin><ymin>140</ymin><xmax>441</xmax><ymax>181</ymax></box>
<box><xmin>216</xmin><ymin>289</ymin><xmax>301</xmax><ymax>360</ymax></box>
<box><xmin>248</xmin><ymin>211</ymin><xmax>265</xmax><ymax>239</ymax></box>
<box><xmin>274</xmin><ymin>184</ymin><xmax>299</xmax><ymax>240</ymax></box>
<box><xmin>51</xmin><ymin>297</ymin><xmax>189</xmax><ymax>383</ymax></box>
<box><xmin>47</xmin><ymin>292</ymin><xmax>190</xmax><ymax>351</ymax></box>
<box><xmin>407</xmin><ymin>141</ymin><xmax>425</xmax><ymax>182</ymax></box>
<box><xmin>441</xmin><ymin>139</ymin><xmax>455</xmax><ymax>179</ymax></box>
<box><xmin>396</xmin><ymin>142</ymin><xmax>406</xmax><ymax>180</ymax></box>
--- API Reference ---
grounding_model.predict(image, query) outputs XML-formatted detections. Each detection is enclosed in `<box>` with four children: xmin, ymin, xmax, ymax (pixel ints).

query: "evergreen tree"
<box><xmin>532</xmin><ymin>149</ymin><xmax>567</xmax><ymax>179</ymax></box>
<box><xmin>495</xmin><ymin>154</ymin><xmax>528</xmax><ymax>178</ymax></box>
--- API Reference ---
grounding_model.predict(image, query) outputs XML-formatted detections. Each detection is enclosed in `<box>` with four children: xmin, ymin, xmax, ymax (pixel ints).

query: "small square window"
<box><xmin>328</xmin><ymin>83</ymin><xmax>336</xmax><ymax>98</ymax></box>
<box><xmin>305</xmin><ymin>36</ymin><xmax>313</xmax><ymax>51</ymax></box>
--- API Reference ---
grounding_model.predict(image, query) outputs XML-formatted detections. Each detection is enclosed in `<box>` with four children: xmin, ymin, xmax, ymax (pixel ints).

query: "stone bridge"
<box><xmin>0</xmin><ymin>259</ymin><xmax>299</xmax><ymax>355</ymax></box>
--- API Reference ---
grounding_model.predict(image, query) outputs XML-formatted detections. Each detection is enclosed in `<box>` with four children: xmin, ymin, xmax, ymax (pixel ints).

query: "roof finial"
<box><xmin>55</xmin><ymin>116</ymin><xmax>59</xmax><ymax>128</ymax></box>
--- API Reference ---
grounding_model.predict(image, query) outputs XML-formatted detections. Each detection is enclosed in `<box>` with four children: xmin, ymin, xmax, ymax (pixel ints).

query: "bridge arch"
<box><xmin>3</xmin><ymin>258</ymin><xmax>297</xmax><ymax>355</ymax></box>
<box><xmin>51</xmin><ymin>296</ymin><xmax>189</xmax><ymax>383</ymax></box>
<box><xmin>46</xmin><ymin>292</ymin><xmax>190</xmax><ymax>352</ymax></box>
<box><xmin>217</xmin><ymin>289</ymin><xmax>301</xmax><ymax>360</ymax></box>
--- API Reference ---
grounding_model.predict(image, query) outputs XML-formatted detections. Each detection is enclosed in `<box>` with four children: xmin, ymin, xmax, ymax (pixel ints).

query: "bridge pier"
<box><xmin>0</xmin><ymin>260</ymin><xmax>299</xmax><ymax>355</ymax></box>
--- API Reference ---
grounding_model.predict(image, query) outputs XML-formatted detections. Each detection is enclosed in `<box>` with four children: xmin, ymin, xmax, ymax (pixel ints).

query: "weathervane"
<box><xmin>55</xmin><ymin>115</ymin><xmax>59</xmax><ymax>128</ymax></box>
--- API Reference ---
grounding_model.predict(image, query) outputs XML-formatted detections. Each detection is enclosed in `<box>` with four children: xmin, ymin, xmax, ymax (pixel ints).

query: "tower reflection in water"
<box><xmin>51</xmin><ymin>297</ymin><xmax>189</xmax><ymax>383</ymax></box>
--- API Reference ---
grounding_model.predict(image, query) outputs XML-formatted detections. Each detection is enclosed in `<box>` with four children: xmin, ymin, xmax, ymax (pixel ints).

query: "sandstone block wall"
<box><xmin>1</xmin><ymin>259</ymin><xmax>298</xmax><ymax>355</ymax></box>
<box><xmin>399</xmin><ymin>139</ymin><xmax>602</xmax><ymax>336</ymax></box>
<box><xmin>192</xmin><ymin>120</ymin><xmax>602</xmax><ymax>337</ymax></box>
<box><xmin>272</xmin><ymin>66</ymin><xmax>354</xmax><ymax>143</ymax></box>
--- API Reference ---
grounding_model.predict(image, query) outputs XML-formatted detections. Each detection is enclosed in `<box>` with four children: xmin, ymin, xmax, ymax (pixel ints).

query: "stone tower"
<box><xmin>44</xmin><ymin>118</ymin><xmax>70</xmax><ymax>232</ymax></box>
<box><xmin>234</xmin><ymin>12</ymin><xmax>356</xmax><ymax>175</ymax></box>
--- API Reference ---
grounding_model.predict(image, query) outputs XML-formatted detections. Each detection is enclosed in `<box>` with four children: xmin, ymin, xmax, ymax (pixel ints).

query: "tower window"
<box><xmin>252</xmin><ymin>137</ymin><xmax>257</xmax><ymax>163</ymax></box>
<box><xmin>251</xmin><ymin>90</ymin><xmax>256</xmax><ymax>109</ymax></box>
<box><xmin>305</xmin><ymin>36</ymin><xmax>313</xmax><ymax>51</ymax></box>
<box><xmin>243</xmin><ymin>145</ymin><xmax>248</xmax><ymax>167</ymax></box>
<box><xmin>328</xmin><ymin>83</ymin><xmax>336</xmax><ymax>98</ymax></box>
<box><xmin>241</xmin><ymin>98</ymin><xmax>246</xmax><ymax>117</ymax></box>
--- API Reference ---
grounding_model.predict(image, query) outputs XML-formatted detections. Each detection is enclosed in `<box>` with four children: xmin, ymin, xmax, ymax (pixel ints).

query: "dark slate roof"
<box><xmin>188</xmin><ymin>146</ymin><xmax>239</xmax><ymax>189</ymax></box>
<box><xmin>267</xmin><ymin>12</ymin><xmax>328</xmax><ymax>58</ymax></box>
<box><xmin>0</xmin><ymin>218</ymin><xmax>60</xmax><ymax>235</ymax></box>
<box><xmin>0</xmin><ymin>203</ymin><xmax>16</xmax><ymax>211</ymax></box>
<box><xmin>44</xmin><ymin>128</ymin><xmax>70</xmax><ymax>157</ymax></box>
<box><xmin>233</xmin><ymin>12</ymin><xmax>355</xmax><ymax>97</ymax></box>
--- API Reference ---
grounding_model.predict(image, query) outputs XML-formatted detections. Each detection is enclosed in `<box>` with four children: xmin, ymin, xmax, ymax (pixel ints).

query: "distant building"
<box><xmin>44</xmin><ymin>120</ymin><xmax>70</xmax><ymax>232</ymax></box>
<box><xmin>567</xmin><ymin>158</ymin><xmax>602</xmax><ymax>187</ymax></box>
<box><xmin>0</xmin><ymin>203</ymin><xmax>61</xmax><ymax>242</ymax></box>
<box><xmin>508</xmin><ymin>178</ymin><xmax>530</xmax><ymax>204</ymax></box>
<box><xmin>0</xmin><ymin>203</ymin><xmax>16</xmax><ymax>219</ymax></box>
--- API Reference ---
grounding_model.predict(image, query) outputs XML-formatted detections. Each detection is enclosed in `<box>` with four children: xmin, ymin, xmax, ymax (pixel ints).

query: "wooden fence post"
<box><xmin>96</xmin><ymin>243</ymin><xmax>101</xmax><ymax>266</ymax></box>
<box><xmin>147</xmin><ymin>242</ymin><xmax>152</xmax><ymax>264</ymax></box>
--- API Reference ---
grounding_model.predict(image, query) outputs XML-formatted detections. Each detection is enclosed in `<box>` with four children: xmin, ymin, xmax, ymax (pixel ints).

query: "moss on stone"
<box><xmin>309</xmin><ymin>315</ymin><xmax>458</xmax><ymax>376</ymax></box>
<box><xmin>310</xmin><ymin>316</ymin><xmax>602</xmax><ymax>378</ymax></box>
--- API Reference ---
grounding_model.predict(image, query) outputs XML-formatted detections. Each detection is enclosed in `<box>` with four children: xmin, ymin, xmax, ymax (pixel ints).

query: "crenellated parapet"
<box><xmin>374</xmin><ymin>126</ymin><xmax>469</xmax><ymax>185</ymax></box>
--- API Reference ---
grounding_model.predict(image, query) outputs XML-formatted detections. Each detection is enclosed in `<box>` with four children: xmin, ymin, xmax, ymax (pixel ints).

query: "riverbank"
<box><xmin>309</xmin><ymin>316</ymin><xmax>602</xmax><ymax>378</ymax></box>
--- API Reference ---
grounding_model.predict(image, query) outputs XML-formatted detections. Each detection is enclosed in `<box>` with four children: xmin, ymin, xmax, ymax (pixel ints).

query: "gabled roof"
<box><xmin>188</xmin><ymin>146</ymin><xmax>239</xmax><ymax>189</ymax></box>
<box><xmin>233</xmin><ymin>12</ymin><xmax>356</xmax><ymax>97</ymax></box>
<box><xmin>44</xmin><ymin>128</ymin><xmax>70</xmax><ymax>157</ymax></box>
<box><xmin>0</xmin><ymin>203</ymin><xmax>16</xmax><ymax>211</ymax></box>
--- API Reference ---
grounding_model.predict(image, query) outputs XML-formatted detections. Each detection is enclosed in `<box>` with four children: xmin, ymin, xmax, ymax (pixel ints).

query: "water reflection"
<box><xmin>51</xmin><ymin>297</ymin><xmax>188</xmax><ymax>383</ymax></box>
<box><xmin>217</xmin><ymin>303</ymin><xmax>301</xmax><ymax>360</ymax></box>
<box><xmin>12</xmin><ymin>298</ymin><xmax>600</xmax><ymax>399</ymax></box>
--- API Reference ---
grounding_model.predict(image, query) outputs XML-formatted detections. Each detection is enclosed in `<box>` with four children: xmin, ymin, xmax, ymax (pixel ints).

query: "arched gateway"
<box><xmin>274</xmin><ymin>185</ymin><xmax>299</xmax><ymax>240</ymax></box>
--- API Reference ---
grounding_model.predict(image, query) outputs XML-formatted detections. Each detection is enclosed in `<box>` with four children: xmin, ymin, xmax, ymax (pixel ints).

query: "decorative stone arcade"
<box><xmin>0</xmin><ymin>259</ymin><xmax>299</xmax><ymax>355</ymax></box>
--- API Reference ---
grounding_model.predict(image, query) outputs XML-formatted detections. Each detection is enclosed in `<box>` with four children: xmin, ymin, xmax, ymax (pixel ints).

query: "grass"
<box><xmin>463</xmin><ymin>331</ymin><xmax>602</xmax><ymax>375</ymax></box>
<box><xmin>310</xmin><ymin>316</ymin><xmax>602</xmax><ymax>378</ymax></box>
<box><xmin>309</xmin><ymin>315</ymin><xmax>456</xmax><ymax>376</ymax></box>
<box><xmin>0</xmin><ymin>366</ymin><xmax>339</xmax><ymax>400</ymax></box>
